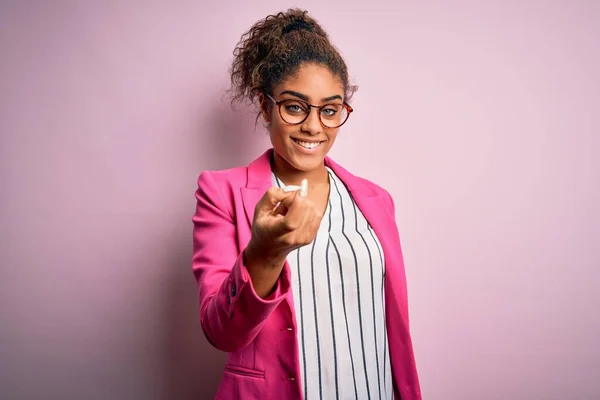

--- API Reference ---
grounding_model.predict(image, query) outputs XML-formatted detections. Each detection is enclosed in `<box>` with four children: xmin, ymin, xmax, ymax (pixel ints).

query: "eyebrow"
<box><xmin>279</xmin><ymin>90</ymin><xmax>343</xmax><ymax>103</ymax></box>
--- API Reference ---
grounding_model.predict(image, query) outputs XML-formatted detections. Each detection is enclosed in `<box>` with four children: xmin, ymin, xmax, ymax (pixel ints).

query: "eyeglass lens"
<box><xmin>278</xmin><ymin>99</ymin><xmax>349</xmax><ymax>128</ymax></box>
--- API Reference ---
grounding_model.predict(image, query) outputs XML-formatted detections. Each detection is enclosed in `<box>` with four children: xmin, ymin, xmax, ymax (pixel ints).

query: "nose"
<box><xmin>300</xmin><ymin>107</ymin><xmax>322</xmax><ymax>135</ymax></box>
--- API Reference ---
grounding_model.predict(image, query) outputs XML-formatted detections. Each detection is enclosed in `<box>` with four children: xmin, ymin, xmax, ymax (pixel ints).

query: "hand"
<box><xmin>245</xmin><ymin>183</ymin><xmax>323</xmax><ymax>269</ymax></box>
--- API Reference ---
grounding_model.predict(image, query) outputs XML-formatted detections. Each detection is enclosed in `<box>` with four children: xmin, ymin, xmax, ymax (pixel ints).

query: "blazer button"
<box><xmin>231</xmin><ymin>283</ymin><xmax>237</xmax><ymax>297</ymax></box>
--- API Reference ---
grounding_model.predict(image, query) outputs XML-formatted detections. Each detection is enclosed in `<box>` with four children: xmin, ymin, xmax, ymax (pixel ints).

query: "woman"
<box><xmin>192</xmin><ymin>9</ymin><xmax>421</xmax><ymax>400</ymax></box>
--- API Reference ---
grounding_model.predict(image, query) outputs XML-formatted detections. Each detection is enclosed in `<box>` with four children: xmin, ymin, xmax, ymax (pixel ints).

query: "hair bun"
<box><xmin>282</xmin><ymin>19</ymin><xmax>314</xmax><ymax>34</ymax></box>
<box><xmin>228</xmin><ymin>8</ymin><xmax>357</xmax><ymax>107</ymax></box>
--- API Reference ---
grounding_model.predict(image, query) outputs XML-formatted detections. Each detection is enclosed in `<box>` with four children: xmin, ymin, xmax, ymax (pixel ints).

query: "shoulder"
<box><xmin>354</xmin><ymin>175</ymin><xmax>391</xmax><ymax>197</ymax></box>
<box><xmin>197</xmin><ymin>149</ymin><xmax>272</xmax><ymax>194</ymax></box>
<box><xmin>327</xmin><ymin>156</ymin><xmax>393</xmax><ymax>198</ymax></box>
<box><xmin>194</xmin><ymin>164</ymin><xmax>250</xmax><ymax>221</ymax></box>
<box><xmin>197</xmin><ymin>165</ymin><xmax>248</xmax><ymax>193</ymax></box>
<box><xmin>327</xmin><ymin>157</ymin><xmax>396</xmax><ymax>214</ymax></box>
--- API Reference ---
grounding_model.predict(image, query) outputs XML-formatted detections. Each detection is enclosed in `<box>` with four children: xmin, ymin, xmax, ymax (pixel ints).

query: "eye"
<box><xmin>283</xmin><ymin>101</ymin><xmax>307</xmax><ymax>114</ymax></box>
<box><xmin>321</xmin><ymin>104</ymin><xmax>342</xmax><ymax>117</ymax></box>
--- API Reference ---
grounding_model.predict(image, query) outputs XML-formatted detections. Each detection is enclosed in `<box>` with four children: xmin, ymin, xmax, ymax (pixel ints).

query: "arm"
<box><xmin>192</xmin><ymin>171</ymin><xmax>290</xmax><ymax>352</ymax></box>
<box><xmin>384</xmin><ymin>189</ymin><xmax>397</xmax><ymax>220</ymax></box>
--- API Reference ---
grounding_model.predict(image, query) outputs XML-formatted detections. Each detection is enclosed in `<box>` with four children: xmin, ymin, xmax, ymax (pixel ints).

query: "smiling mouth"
<box><xmin>292</xmin><ymin>138</ymin><xmax>323</xmax><ymax>149</ymax></box>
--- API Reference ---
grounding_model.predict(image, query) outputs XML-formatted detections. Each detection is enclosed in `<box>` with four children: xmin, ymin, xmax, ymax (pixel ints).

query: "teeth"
<box><xmin>294</xmin><ymin>139</ymin><xmax>320</xmax><ymax>149</ymax></box>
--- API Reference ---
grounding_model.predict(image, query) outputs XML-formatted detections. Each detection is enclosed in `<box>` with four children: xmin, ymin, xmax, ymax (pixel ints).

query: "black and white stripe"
<box><xmin>273</xmin><ymin>168</ymin><xmax>392</xmax><ymax>400</ymax></box>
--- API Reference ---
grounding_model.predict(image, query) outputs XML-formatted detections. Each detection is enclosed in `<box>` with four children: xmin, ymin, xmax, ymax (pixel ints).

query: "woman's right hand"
<box><xmin>243</xmin><ymin>186</ymin><xmax>323</xmax><ymax>296</ymax></box>
<box><xmin>247</xmin><ymin>185</ymin><xmax>323</xmax><ymax>266</ymax></box>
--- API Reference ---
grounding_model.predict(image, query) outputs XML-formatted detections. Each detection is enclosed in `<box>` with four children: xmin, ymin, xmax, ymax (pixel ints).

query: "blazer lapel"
<box><xmin>241</xmin><ymin>149</ymin><xmax>273</xmax><ymax>228</ymax></box>
<box><xmin>325</xmin><ymin>157</ymin><xmax>400</xmax><ymax>271</ymax></box>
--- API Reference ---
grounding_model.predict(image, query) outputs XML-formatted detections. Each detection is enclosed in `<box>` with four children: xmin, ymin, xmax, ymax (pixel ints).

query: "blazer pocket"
<box><xmin>224</xmin><ymin>364</ymin><xmax>265</xmax><ymax>380</ymax></box>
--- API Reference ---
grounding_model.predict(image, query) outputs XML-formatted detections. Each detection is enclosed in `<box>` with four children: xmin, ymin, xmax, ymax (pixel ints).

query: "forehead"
<box><xmin>276</xmin><ymin>63</ymin><xmax>344</xmax><ymax>100</ymax></box>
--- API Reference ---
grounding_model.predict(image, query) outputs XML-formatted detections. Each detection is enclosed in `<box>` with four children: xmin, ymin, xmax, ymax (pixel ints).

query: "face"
<box><xmin>262</xmin><ymin>63</ymin><xmax>346</xmax><ymax>173</ymax></box>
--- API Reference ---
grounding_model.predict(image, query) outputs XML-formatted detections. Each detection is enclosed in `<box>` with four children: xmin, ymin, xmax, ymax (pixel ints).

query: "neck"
<box><xmin>271</xmin><ymin>151</ymin><xmax>329</xmax><ymax>187</ymax></box>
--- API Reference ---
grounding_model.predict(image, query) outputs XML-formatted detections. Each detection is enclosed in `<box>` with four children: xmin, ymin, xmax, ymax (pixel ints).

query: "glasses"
<box><xmin>266</xmin><ymin>94</ymin><xmax>353</xmax><ymax>129</ymax></box>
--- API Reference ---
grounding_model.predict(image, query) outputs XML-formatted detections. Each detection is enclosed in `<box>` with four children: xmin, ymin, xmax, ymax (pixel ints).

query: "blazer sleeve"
<box><xmin>384</xmin><ymin>189</ymin><xmax>396</xmax><ymax>219</ymax></box>
<box><xmin>192</xmin><ymin>171</ymin><xmax>291</xmax><ymax>352</ymax></box>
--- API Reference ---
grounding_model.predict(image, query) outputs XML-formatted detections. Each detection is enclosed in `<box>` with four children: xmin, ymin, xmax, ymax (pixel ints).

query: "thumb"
<box><xmin>255</xmin><ymin>187</ymin><xmax>294</xmax><ymax>213</ymax></box>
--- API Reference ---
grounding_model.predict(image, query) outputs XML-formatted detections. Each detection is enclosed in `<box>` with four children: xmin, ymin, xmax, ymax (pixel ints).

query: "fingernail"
<box><xmin>282</xmin><ymin>185</ymin><xmax>301</xmax><ymax>192</ymax></box>
<box><xmin>300</xmin><ymin>179</ymin><xmax>308</xmax><ymax>197</ymax></box>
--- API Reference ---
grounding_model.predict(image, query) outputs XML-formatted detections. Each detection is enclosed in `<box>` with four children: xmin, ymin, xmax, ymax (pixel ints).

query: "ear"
<box><xmin>258</xmin><ymin>93</ymin><xmax>271</xmax><ymax>123</ymax></box>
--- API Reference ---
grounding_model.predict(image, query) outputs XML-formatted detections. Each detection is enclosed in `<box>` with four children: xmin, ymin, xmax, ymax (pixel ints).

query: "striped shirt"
<box><xmin>272</xmin><ymin>167</ymin><xmax>393</xmax><ymax>400</ymax></box>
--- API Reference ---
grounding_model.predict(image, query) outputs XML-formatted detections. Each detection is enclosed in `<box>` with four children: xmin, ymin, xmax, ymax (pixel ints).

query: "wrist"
<box><xmin>244</xmin><ymin>240</ymin><xmax>286</xmax><ymax>270</ymax></box>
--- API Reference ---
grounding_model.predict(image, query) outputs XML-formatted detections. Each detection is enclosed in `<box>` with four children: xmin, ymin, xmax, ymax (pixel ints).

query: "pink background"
<box><xmin>1</xmin><ymin>1</ymin><xmax>599</xmax><ymax>399</ymax></box>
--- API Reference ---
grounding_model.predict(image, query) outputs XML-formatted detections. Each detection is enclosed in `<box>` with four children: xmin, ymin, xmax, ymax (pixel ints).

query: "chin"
<box><xmin>289</xmin><ymin>153</ymin><xmax>325</xmax><ymax>171</ymax></box>
<box><xmin>292</xmin><ymin>161</ymin><xmax>320</xmax><ymax>172</ymax></box>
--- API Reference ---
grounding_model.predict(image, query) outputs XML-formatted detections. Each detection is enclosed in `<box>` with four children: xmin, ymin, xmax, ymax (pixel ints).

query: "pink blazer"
<box><xmin>192</xmin><ymin>149</ymin><xmax>421</xmax><ymax>399</ymax></box>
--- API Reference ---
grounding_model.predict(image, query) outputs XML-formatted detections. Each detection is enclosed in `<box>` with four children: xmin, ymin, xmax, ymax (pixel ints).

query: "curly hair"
<box><xmin>228</xmin><ymin>9</ymin><xmax>357</xmax><ymax>108</ymax></box>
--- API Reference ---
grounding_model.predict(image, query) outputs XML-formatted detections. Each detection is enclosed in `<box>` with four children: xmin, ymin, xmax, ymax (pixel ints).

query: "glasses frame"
<box><xmin>265</xmin><ymin>93</ymin><xmax>353</xmax><ymax>129</ymax></box>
